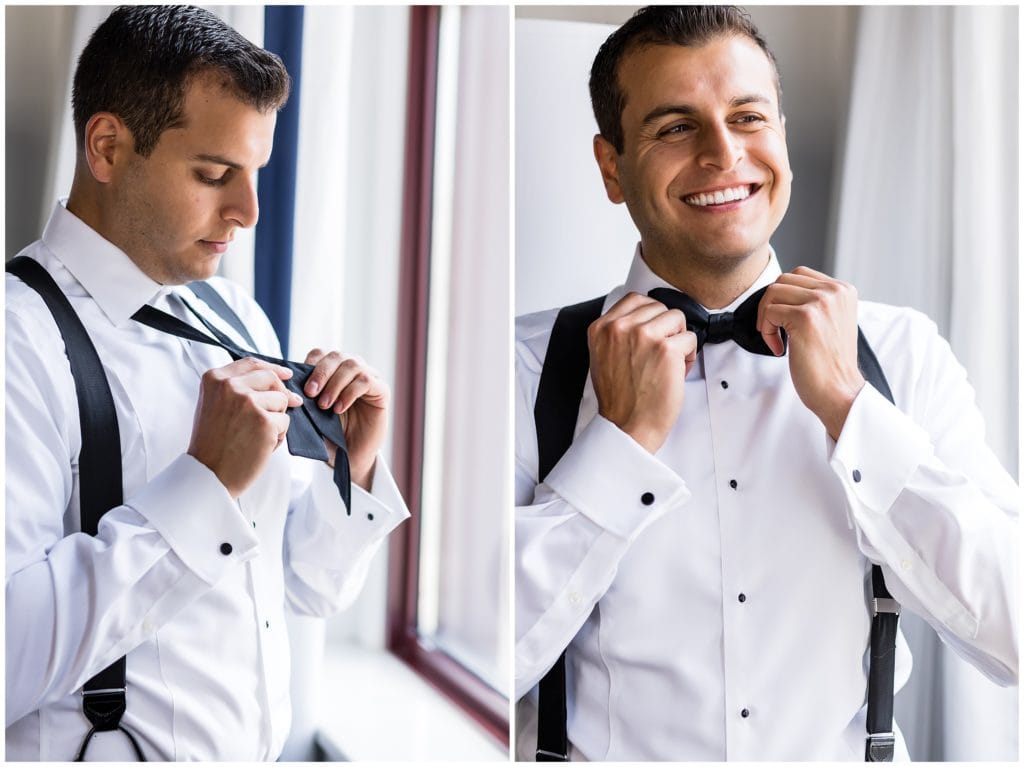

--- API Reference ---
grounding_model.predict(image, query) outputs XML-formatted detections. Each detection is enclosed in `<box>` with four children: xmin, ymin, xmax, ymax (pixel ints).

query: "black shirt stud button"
<box><xmin>852</xmin><ymin>469</ymin><xmax>862</xmax><ymax>483</ymax></box>
<box><xmin>738</xmin><ymin>593</ymin><xmax>747</xmax><ymax>603</ymax></box>
<box><xmin>220</xmin><ymin>542</ymin><xmax>233</xmax><ymax>556</ymax></box>
<box><xmin>729</xmin><ymin>479</ymin><xmax>738</xmax><ymax>490</ymax></box>
<box><xmin>741</xmin><ymin>708</ymin><xmax>750</xmax><ymax>718</ymax></box>
<box><xmin>641</xmin><ymin>492</ymin><xmax>655</xmax><ymax>506</ymax></box>
<box><xmin>721</xmin><ymin>380</ymin><xmax>729</xmax><ymax>389</ymax></box>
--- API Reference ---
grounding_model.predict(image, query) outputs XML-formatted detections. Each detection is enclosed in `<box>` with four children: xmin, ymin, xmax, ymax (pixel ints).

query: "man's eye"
<box><xmin>659</xmin><ymin>123</ymin><xmax>692</xmax><ymax>138</ymax></box>
<box><xmin>734</xmin><ymin>114</ymin><xmax>765</xmax><ymax>125</ymax></box>
<box><xmin>196</xmin><ymin>171</ymin><xmax>228</xmax><ymax>187</ymax></box>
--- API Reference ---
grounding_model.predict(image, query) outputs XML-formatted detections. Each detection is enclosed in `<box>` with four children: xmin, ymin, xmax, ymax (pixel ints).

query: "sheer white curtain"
<box><xmin>281</xmin><ymin>6</ymin><xmax>409</xmax><ymax>759</ymax></box>
<box><xmin>831</xmin><ymin>6</ymin><xmax>1018</xmax><ymax>760</ymax></box>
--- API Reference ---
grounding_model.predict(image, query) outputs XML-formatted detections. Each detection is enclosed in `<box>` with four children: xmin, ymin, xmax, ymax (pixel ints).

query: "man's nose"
<box><xmin>223</xmin><ymin>174</ymin><xmax>259</xmax><ymax>228</ymax></box>
<box><xmin>697</xmin><ymin>122</ymin><xmax>742</xmax><ymax>171</ymax></box>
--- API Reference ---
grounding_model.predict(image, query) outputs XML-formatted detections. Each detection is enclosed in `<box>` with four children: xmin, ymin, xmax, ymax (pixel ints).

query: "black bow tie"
<box><xmin>132</xmin><ymin>297</ymin><xmax>352</xmax><ymax>514</ymax></box>
<box><xmin>647</xmin><ymin>286</ymin><xmax>786</xmax><ymax>356</ymax></box>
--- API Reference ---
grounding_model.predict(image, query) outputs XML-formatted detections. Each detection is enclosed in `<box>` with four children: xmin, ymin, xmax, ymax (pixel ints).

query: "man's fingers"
<box><xmin>266</xmin><ymin>411</ymin><xmax>291</xmax><ymax>445</ymax></box>
<box><xmin>304</xmin><ymin>347</ymin><xmax>326</xmax><ymax>366</ymax></box>
<box><xmin>791</xmin><ymin>264</ymin><xmax>833</xmax><ymax>281</ymax></box>
<box><xmin>219</xmin><ymin>356</ymin><xmax>293</xmax><ymax>380</ymax></box>
<box><xmin>303</xmin><ymin>350</ymin><xmax>345</xmax><ymax>397</ymax></box>
<box><xmin>317</xmin><ymin>358</ymin><xmax>361</xmax><ymax>409</ymax></box>
<box><xmin>252</xmin><ymin>389</ymin><xmax>295</xmax><ymax>414</ymax></box>
<box><xmin>599</xmin><ymin>291</ymin><xmax>661</xmax><ymax>323</ymax></box>
<box><xmin>760</xmin><ymin>303</ymin><xmax>812</xmax><ymax>355</ymax></box>
<box><xmin>642</xmin><ymin>307</ymin><xmax>688</xmax><ymax>337</ymax></box>
<box><xmin>333</xmin><ymin>374</ymin><xmax>375</xmax><ymax>415</ymax></box>
<box><xmin>236</xmin><ymin>367</ymin><xmax>297</xmax><ymax>396</ymax></box>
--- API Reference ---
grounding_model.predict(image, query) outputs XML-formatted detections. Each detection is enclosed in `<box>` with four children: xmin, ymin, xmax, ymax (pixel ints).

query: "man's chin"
<box><xmin>166</xmin><ymin>257</ymin><xmax>222</xmax><ymax>286</ymax></box>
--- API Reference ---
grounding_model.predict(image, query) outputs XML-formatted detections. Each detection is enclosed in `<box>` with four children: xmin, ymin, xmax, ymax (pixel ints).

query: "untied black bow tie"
<box><xmin>647</xmin><ymin>285</ymin><xmax>786</xmax><ymax>356</ymax></box>
<box><xmin>132</xmin><ymin>297</ymin><xmax>352</xmax><ymax>514</ymax></box>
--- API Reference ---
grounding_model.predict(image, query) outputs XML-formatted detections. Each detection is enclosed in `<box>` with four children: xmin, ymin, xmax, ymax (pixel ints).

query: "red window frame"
<box><xmin>387</xmin><ymin>5</ymin><xmax>510</xmax><ymax>748</ymax></box>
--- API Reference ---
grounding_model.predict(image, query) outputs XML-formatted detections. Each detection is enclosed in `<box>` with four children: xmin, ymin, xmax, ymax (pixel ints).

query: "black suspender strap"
<box><xmin>858</xmin><ymin>329</ymin><xmax>899</xmax><ymax>763</ymax></box>
<box><xmin>533</xmin><ymin>296</ymin><xmax>605</xmax><ymax>762</ymax></box>
<box><xmin>7</xmin><ymin>256</ymin><xmax>146</xmax><ymax>761</ymax></box>
<box><xmin>535</xmin><ymin>296</ymin><xmax>606</xmax><ymax>481</ymax></box>
<box><xmin>531</xmin><ymin>296</ymin><xmax>900</xmax><ymax>762</ymax></box>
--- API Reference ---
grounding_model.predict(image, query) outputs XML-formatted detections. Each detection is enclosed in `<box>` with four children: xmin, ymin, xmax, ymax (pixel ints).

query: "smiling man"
<box><xmin>515</xmin><ymin>6</ymin><xmax>1018</xmax><ymax>761</ymax></box>
<box><xmin>6</xmin><ymin>6</ymin><xmax>408</xmax><ymax>761</ymax></box>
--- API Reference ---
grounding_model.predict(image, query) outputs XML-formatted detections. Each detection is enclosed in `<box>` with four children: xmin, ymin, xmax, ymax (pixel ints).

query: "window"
<box><xmin>388</xmin><ymin>5</ymin><xmax>511</xmax><ymax>745</ymax></box>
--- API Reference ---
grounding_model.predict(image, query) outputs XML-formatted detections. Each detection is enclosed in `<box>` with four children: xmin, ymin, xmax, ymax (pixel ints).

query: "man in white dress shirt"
<box><xmin>6</xmin><ymin>6</ymin><xmax>408</xmax><ymax>760</ymax></box>
<box><xmin>515</xmin><ymin>6</ymin><xmax>1018</xmax><ymax>760</ymax></box>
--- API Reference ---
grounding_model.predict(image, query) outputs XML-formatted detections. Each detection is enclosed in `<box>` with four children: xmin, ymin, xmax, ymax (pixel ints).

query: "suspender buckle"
<box><xmin>865</xmin><ymin>732</ymin><xmax>895</xmax><ymax>761</ymax></box>
<box><xmin>536</xmin><ymin>748</ymin><xmax>569</xmax><ymax>761</ymax></box>
<box><xmin>871</xmin><ymin>598</ymin><xmax>900</xmax><ymax>615</ymax></box>
<box><xmin>81</xmin><ymin>687</ymin><xmax>127</xmax><ymax>731</ymax></box>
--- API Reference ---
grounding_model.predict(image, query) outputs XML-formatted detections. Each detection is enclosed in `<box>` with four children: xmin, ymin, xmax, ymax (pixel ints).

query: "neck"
<box><xmin>66</xmin><ymin>175</ymin><xmax>105</xmax><ymax>239</ymax></box>
<box><xmin>641</xmin><ymin>244</ymin><xmax>771</xmax><ymax>309</ymax></box>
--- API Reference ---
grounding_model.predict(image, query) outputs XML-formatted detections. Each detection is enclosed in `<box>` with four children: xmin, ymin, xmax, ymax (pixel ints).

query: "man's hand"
<box><xmin>757</xmin><ymin>266</ymin><xmax>865</xmax><ymax>440</ymax></box>
<box><xmin>188</xmin><ymin>357</ymin><xmax>302</xmax><ymax>498</ymax></box>
<box><xmin>588</xmin><ymin>292</ymin><xmax>698</xmax><ymax>454</ymax></box>
<box><xmin>302</xmin><ymin>349</ymin><xmax>389</xmax><ymax>490</ymax></box>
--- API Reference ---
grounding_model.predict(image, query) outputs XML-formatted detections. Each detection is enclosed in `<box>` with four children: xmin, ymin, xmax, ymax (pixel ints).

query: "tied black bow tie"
<box><xmin>132</xmin><ymin>297</ymin><xmax>352</xmax><ymax>514</ymax></box>
<box><xmin>647</xmin><ymin>285</ymin><xmax>786</xmax><ymax>356</ymax></box>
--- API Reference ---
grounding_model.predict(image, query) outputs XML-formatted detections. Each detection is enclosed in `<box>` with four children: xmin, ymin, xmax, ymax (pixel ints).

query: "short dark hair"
<box><xmin>72</xmin><ymin>5</ymin><xmax>291</xmax><ymax>157</ymax></box>
<box><xmin>589</xmin><ymin>5</ymin><xmax>782</xmax><ymax>153</ymax></box>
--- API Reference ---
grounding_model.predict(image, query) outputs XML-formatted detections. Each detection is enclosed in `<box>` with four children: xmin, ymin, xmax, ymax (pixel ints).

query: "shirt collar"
<box><xmin>622</xmin><ymin>242</ymin><xmax>782</xmax><ymax>313</ymax></box>
<box><xmin>41</xmin><ymin>200</ymin><xmax>168</xmax><ymax>327</ymax></box>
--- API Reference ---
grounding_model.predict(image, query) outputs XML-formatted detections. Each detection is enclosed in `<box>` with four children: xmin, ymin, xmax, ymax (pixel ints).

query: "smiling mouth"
<box><xmin>683</xmin><ymin>184</ymin><xmax>759</xmax><ymax>208</ymax></box>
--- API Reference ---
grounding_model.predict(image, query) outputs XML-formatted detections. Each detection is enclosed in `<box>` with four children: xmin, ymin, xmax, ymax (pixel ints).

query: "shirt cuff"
<box><xmin>307</xmin><ymin>455</ymin><xmax>410</xmax><ymax>553</ymax></box>
<box><xmin>541</xmin><ymin>415</ymin><xmax>690</xmax><ymax>540</ymax></box>
<box><xmin>126</xmin><ymin>453</ymin><xmax>260</xmax><ymax>585</ymax></box>
<box><xmin>829</xmin><ymin>384</ymin><xmax>934</xmax><ymax>515</ymax></box>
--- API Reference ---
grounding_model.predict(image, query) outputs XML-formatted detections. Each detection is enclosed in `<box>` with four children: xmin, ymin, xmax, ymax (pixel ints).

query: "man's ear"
<box><xmin>82</xmin><ymin>112</ymin><xmax>132</xmax><ymax>184</ymax></box>
<box><xmin>593</xmin><ymin>134</ymin><xmax>625</xmax><ymax>204</ymax></box>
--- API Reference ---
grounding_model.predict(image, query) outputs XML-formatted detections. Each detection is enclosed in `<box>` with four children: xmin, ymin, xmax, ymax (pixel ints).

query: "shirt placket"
<box><xmin>703</xmin><ymin>342</ymin><xmax>754</xmax><ymax>759</ymax></box>
<box><xmin>166</xmin><ymin>293</ymin><xmax>277</xmax><ymax>758</ymax></box>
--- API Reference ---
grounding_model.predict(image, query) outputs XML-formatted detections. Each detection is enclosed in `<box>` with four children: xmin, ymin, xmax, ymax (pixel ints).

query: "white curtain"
<box><xmin>281</xmin><ymin>6</ymin><xmax>410</xmax><ymax>759</ymax></box>
<box><xmin>831</xmin><ymin>6</ymin><xmax>1018</xmax><ymax>760</ymax></box>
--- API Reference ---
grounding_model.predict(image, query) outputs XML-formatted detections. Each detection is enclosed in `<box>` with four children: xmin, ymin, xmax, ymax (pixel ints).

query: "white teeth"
<box><xmin>684</xmin><ymin>185</ymin><xmax>753</xmax><ymax>207</ymax></box>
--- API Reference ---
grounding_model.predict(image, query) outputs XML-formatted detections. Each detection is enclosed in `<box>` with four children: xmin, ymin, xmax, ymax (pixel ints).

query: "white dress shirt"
<box><xmin>6</xmin><ymin>202</ymin><xmax>410</xmax><ymax>761</ymax></box>
<box><xmin>514</xmin><ymin>247</ymin><xmax>1018</xmax><ymax>761</ymax></box>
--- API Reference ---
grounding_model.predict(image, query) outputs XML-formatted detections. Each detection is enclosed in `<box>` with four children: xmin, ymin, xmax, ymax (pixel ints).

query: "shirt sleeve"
<box><xmin>282</xmin><ymin>455</ymin><xmax>409</xmax><ymax>616</ymax></box>
<box><xmin>4</xmin><ymin>303</ymin><xmax>259</xmax><ymax>726</ymax></box>
<box><xmin>514</xmin><ymin>325</ymin><xmax>690</xmax><ymax>699</ymax></box>
<box><xmin>210</xmin><ymin>279</ymin><xmax>412</xmax><ymax>618</ymax></box>
<box><xmin>829</xmin><ymin>315</ymin><xmax>1019</xmax><ymax>685</ymax></box>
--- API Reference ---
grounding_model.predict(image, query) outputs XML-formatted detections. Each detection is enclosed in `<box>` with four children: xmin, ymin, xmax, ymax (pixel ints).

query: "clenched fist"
<box><xmin>588</xmin><ymin>292</ymin><xmax>698</xmax><ymax>454</ymax></box>
<box><xmin>188</xmin><ymin>357</ymin><xmax>302</xmax><ymax>498</ymax></box>
<box><xmin>757</xmin><ymin>266</ymin><xmax>865</xmax><ymax>440</ymax></box>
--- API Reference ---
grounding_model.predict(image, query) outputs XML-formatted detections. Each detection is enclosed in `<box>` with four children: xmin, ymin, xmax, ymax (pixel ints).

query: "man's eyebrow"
<box><xmin>190</xmin><ymin>153</ymin><xmax>243</xmax><ymax>170</ymax></box>
<box><xmin>641</xmin><ymin>103</ymin><xmax>696</xmax><ymax>127</ymax></box>
<box><xmin>640</xmin><ymin>94</ymin><xmax>774</xmax><ymax>127</ymax></box>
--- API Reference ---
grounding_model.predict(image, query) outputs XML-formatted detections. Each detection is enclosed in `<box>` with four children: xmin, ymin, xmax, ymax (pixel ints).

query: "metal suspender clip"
<box><xmin>81</xmin><ymin>687</ymin><xmax>127</xmax><ymax>731</ymax></box>
<box><xmin>536</xmin><ymin>748</ymin><xmax>569</xmax><ymax>762</ymax></box>
<box><xmin>871</xmin><ymin>598</ymin><xmax>900</xmax><ymax>615</ymax></box>
<box><xmin>865</xmin><ymin>732</ymin><xmax>895</xmax><ymax>761</ymax></box>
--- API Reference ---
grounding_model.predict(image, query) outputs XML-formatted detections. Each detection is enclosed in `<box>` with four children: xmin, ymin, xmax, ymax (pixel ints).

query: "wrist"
<box><xmin>350</xmin><ymin>455</ymin><xmax>376</xmax><ymax>491</ymax></box>
<box><xmin>818</xmin><ymin>377</ymin><xmax>865</xmax><ymax>441</ymax></box>
<box><xmin>619</xmin><ymin>417</ymin><xmax>668</xmax><ymax>455</ymax></box>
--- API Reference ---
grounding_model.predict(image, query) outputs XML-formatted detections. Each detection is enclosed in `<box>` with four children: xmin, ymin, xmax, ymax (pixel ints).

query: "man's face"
<box><xmin>108</xmin><ymin>73</ymin><xmax>276</xmax><ymax>285</ymax></box>
<box><xmin>595</xmin><ymin>34</ymin><xmax>792</xmax><ymax>274</ymax></box>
